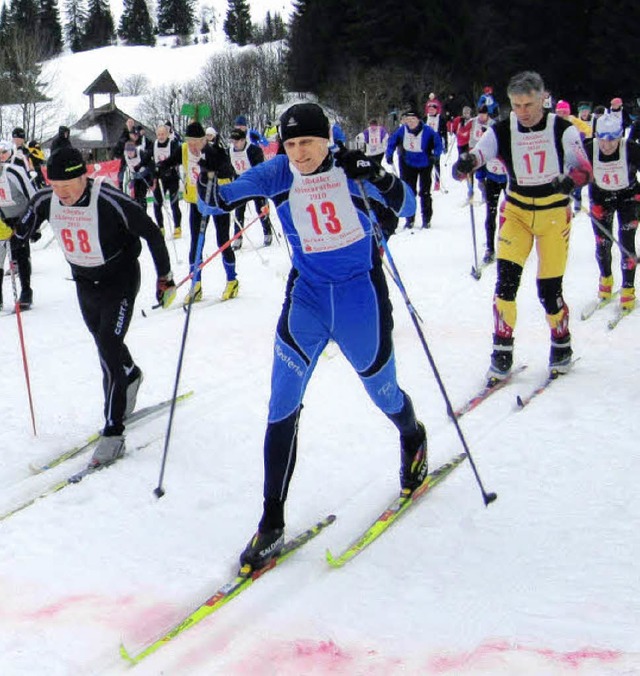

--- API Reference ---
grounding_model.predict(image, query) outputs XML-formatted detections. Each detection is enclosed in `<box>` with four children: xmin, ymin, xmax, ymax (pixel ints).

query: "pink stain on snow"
<box><xmin>24</xmin><ymin>594</ymin><xmax>103</xmax><ymax>620</ymax></box>
<box><xmin>429</xmin><ymin>639</ymin><xmax>622</xmax><ymax>673</ymax></box>
<box><xmin>226</xmin><ymin>639</ymin><xmax>403</xmax><ymax>675</ymax></box>
<box><xmin>223</xmin><ymin>637</ymin><xmax>626</xmax><ymax>675</ymax></box>
<box><xmin>21</xmin><ymin>592</ymin><xmax>179</xmax><ymax>640</ymax></box>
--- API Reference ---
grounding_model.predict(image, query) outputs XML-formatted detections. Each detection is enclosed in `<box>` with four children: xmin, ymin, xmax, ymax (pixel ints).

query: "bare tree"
<box><xmin>195</xmin><ymin>44</ymin><xmax>286</xmax><ymax>131</ymax></box>
<box><xmin>120</xmin><ymin>73</ymin><xmax>150</xmax><ymax>96</ymax></box>
<box><xmin>137</xmin><ymin>81</ymin><xmax>200</xmax><ymax>131</ymax></box>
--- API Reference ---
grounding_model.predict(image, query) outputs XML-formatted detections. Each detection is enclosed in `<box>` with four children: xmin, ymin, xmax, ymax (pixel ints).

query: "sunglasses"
<box><xmin>597</xmin><ymin>132</ymin><xmax>622</xmax><ymax>140</ymax></box>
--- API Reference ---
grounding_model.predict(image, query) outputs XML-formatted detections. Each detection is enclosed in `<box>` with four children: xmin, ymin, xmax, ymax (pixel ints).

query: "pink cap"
<box><xmin>555</xmin><ymin>100</ymin><xmax>571</xmax><ymax>114</ymax></box>
<box><xmin>610</xmin><ymin>97</ymin><xmax>623</xmax><ymax>108</ymax></box>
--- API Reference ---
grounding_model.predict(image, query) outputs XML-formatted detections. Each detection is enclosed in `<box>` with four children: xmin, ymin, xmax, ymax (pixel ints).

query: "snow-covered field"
<box><xmin>1</xmin><ymin>169</ymin><xmax>639</xmax><ymax>674</ymax></box>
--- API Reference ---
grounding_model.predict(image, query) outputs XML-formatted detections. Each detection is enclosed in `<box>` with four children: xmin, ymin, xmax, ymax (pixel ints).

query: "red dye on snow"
<box><xmin>24</xmin><ymin>594</ymin><xmax>101</xmax><ymax>620</ymax></box>
<box><xmin>429</xmin><ymin>639</ymin><xmax>622</xmax><ymax>673</ymax></box>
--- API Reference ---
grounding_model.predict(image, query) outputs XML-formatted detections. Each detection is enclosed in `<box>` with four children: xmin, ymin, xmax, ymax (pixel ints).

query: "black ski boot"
<box><xmin>400</xmin><ymin>422</ymin><xmax>428</xmax><ymax>494</ymax></box>
<box><xmin>239</xmin><ymin>528</ymin><xmax>285</xmax><ymax>572</ymax></box>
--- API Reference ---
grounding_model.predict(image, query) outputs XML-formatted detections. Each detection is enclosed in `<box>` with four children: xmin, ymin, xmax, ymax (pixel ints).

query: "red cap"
<box><xmin>483</xmin><ymin>86</ymin><xmax>493</xmax><ymax>94</ymax></box>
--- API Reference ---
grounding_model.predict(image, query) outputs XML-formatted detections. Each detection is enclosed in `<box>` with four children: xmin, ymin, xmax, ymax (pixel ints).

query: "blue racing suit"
<box><xmin>199</xmin><ymin>152</ymin><xmax>420</xmax><ymax>523</ymax></box>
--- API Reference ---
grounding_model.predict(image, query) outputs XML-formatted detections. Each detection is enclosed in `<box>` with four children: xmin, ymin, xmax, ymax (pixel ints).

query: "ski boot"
<box><xmin>89</xmin><ymin>435</ymin><xmax>125</xmax><ymax>469</ymax></box>
<box><xmin>221</xmin><ymin>279</ymin><xmax>239</xmax><ymax>301</ymax></box>
<box><xmin>400</xmin><ymin>422</ymin><xmax>428</xmax><ymax>495</ymax></box>
<box><xmin>239</xmin><ymin>528</ymin><xmax>285</xmax><ymax>572</ymax></box>
<box><xmin>183</xmin><ymin>281</ymin><xmax>202</xmax><ymax>306</ymax></box>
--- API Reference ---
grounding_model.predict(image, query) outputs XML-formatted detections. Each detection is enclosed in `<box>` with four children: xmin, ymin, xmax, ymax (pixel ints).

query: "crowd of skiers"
<box><xmin>1</xmin><ymin>70</ymin><xmax>638</xmax><ymax>573</ymax></box>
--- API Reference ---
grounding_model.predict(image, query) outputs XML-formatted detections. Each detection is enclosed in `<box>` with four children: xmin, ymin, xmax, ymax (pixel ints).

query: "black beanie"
<box><xmin>230</xmin><ymin>128</ymin><xmax>246</xmax><ymax>141</ymax></box>
<box><xmin>47</xmin><ymin>146</ymin><xmax>86</xmax><ymax>180</ymax></box>
<box><xmin>185</xmin><ymin>122</ymin><xmax>206</xmax><ymax>138</ymax></box>
<box><xmin>279</xmin><ymin>103</ymin><xmax>330</xmax><ymax>142</ymax></box>
<box><xmin>12</xmin><ymin>127</ymin><xmax>25</xmax><ymax>139</ymax></box>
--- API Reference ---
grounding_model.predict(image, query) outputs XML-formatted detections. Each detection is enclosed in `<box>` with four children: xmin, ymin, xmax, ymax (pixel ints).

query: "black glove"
<box><xmin>156</xmin><ymin>273</ymin><xmax>176</xmax><ymax>308</ymax></box>
<box><xmin>551</xmin><ymin>174</ymin><xmax>575</xmax><ymax>195</ymax></box>
<box><xmin>333</xmin><ymin>142</ymin><xmax>383</xmax><ymax>182</ymax></box>
<box><xmin>452</xmin><ymin>152</ymin><xmax>476</xmax><ymax>179</ymax></box>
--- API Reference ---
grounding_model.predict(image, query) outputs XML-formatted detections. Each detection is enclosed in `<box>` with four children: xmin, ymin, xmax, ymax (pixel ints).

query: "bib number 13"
<box><xmin>61</xmin><ymin>228</ymin><xmax>92</xmax><ymax>253</ymax></box>
<box><xmin>306</xmin><ymin>202</ymin><xmax>342</xmax><ymax>234</ymax></box>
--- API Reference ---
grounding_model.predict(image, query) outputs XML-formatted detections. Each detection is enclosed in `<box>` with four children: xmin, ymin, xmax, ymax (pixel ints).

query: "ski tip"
<box><xmin>325</xmin><ymin>548</ymin><xmax>343</xmax><ymax>568</ymax></box>
<box><xmin>326</xmin><ymin>514</ymin><xmax>337</xmax><ymax>525</ymax></box>
<box><xmin>119</xmin><ymin>642</ymin><xmax>135</xmax><ymax>664</ymax></box>
<box><xmin>515</xmin><ymin>395</ymin><xmax>524</xmax><ymax>408</ymax></box>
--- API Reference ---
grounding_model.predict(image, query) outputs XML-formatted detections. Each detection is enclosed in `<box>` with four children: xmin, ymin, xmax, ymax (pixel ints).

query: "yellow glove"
<box><xmin>0</xmin><ymin>217</ymin><xmax>13</xmax><ymax>241</ymax></box>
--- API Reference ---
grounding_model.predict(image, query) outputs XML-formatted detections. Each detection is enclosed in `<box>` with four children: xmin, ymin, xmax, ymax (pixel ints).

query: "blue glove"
<box><xmin>197</xmin><ymin>195</ymin><xmax>225</xmax><ymax>217</ymax></box>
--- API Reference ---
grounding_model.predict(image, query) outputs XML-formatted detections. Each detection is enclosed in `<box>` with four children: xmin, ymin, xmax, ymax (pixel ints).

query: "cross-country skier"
<box><xmin>198</xmin><ymin>102</ymin><xmax>427</xmax><ymax>571</ymax></box>
<box><xmin>453</xmin><ymin>71</ymin><xmax>592</xmax><ymax>384</ymax></box>
<box><xmin>16</xmin><ymin>147</ymin><xmax>175</xmax><ymax>469</ymax></box>
<box><xmin>584</xmin><ymin>113</ymin><xmax>640</xmax><ymax>313</ymax></box>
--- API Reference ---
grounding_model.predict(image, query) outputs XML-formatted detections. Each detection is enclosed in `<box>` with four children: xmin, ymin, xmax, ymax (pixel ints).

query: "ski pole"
<box><xmin>158</xmin><ymin>180</ymin><xmax>183</xmax><ymax>265</ymax></box>
<box><xmin>356</xmin><ymin>180</ymin><xmax>497</xmax><ymax>507</ymax></box>
<box><xmin>154</xmin><ymin>173</ymin><xmax>215</xmax><ymax>498</ymax></box>
<box><xmin>467</xmin><ymin>177</ymin><xmax>481</xmax><ymax>279</ymax></box>
<box><xmin>432</xmin><ymin>163</ymin><xmax>448</xmax><ymax>194</ymax></box>
<box><xmin>233</xmin><ymin>214</ymin><xmax>268</xmax><ymax>266</ymax></box>
<box><xmin>8</xmin><ymin>257</ymin><xmax>37</xmax><ymax>436</ymax></box>
<box><xmin>151</xmin><ymin>206</ymin><xmax>269</xmax><ymax>310</ymax></box>
<box><xmin>581</xmin><ymin>205</ymin><xmax>639</xmax><ymax>266</ymax></box>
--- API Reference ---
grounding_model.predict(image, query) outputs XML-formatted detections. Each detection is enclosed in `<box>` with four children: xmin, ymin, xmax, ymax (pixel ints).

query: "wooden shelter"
<box><xmin>42</xmin><ymin>70</ymin><xmax>153</xmax><ymax>161</ymax></box>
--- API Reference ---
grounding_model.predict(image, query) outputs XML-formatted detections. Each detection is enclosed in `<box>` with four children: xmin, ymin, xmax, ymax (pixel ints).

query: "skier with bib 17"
<box><xmin>453</xmin><ymin>71</ymin><xmax>592</xmax><ymax>385</ymax></box>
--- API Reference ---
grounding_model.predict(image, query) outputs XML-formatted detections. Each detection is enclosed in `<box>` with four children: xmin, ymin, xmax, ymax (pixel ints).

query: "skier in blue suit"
<box><xmin>198</xmin><ymin>102</ymin><xmax>429</xmax><ymax>571</ymax></box>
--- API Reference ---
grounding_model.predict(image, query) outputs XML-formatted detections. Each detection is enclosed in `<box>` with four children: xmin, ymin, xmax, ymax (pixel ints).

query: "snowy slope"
<box><xmin>1</xmin><ymin>166</ymin><xmax>639</xmax><ymax>674</ymax></box>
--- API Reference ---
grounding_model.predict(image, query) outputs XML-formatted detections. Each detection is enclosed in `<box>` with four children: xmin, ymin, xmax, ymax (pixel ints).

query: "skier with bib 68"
<box><xmin>16</xmin><ymin>147</ymin><xmax>175</xmax><ymax>469</ymax></box>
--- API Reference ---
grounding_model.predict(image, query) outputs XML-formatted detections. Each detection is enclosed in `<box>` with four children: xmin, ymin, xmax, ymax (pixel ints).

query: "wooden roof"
<box><xmin>82</xmin><ymin>70</ymin><xmax>120</xmax><ymax>96</ymax></box>
<box><xmin>41</xmin><ymin>103</ymin><xmax>153</xmax><ymax>150</ymax></box>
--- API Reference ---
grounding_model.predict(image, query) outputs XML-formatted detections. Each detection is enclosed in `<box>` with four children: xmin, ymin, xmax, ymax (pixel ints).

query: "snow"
<box><xmin>75</xmin><ymin>124</ymin><xmax>104</xmax><ymax>142</ymax></box>
<box><xmin>0</xmin><ymin>26</ymin><xmax>639</xmax><ymax>674</ymax></box>
<box><xmin>2</xmin><ymin>161</ymin><xmax>640</xmax><ymax>674</ymax></box>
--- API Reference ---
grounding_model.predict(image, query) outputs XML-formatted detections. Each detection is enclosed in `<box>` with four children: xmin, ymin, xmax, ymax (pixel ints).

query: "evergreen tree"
<box><xmin>10</xmin><ymin>0</ymin><xmax>39</xmax><ymax>29</ymax></box>
<box><xmin>224</xmin><ymin>0</ymin><xmax>251</xmax><ymax>46</ymax></box>
<box><xmin>118</xmin><ymin>0</ymin><xmax>155</xmax><ymax>46</ymax></box>
<box><xmin>82</xmin><ymin>0</ymin><xmax>115</xmax><ymax>49</ymax></box>
<box><xmin>64</xmin><ymin>0</ymin><xmax>87</xmax><ymax>52</ymax></box>
<box><xmin>157</xmin><ymin>0</ymin><xmax>195</xmax><ymax>38</ymax></box>
<box><xmin>0</xmin><ymin>2</ymin><xmax>12</xmax><ymax>44</ymax></box>
<box><xmin>38</xmin><ymin>0</ymin><xmax>63</xmax><ymax>55</ymax></box>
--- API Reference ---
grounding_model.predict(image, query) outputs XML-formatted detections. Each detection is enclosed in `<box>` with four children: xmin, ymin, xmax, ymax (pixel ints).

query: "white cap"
<box><xmin>0</xmin><ymin>140</ymin><xmax>13</xmax><ymax>153</ymax></box>
<box><xmin>205</xmin><ymin>127</ymin><xmax>216</xmax><ymax>136</ymax></box>
<box><xmin>596</xmin><ymin>114</ymin><xmax>623</xmax><ymax>139</ymax></box>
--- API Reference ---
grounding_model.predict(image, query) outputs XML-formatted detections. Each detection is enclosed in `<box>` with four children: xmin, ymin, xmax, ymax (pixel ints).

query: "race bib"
<box><xmin>289</xmin><ymin>165</ymin><xmax>365</xmax><ymax>253</ymax></box>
